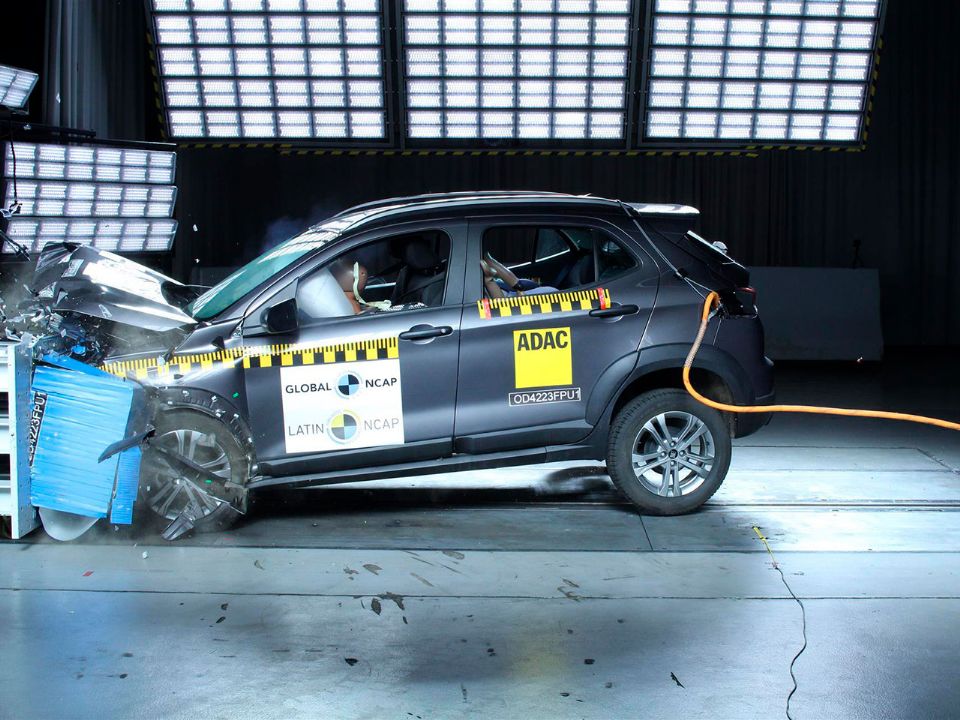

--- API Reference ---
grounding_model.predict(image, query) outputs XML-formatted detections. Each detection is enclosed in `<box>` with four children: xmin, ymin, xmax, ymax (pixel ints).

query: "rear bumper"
<box><xmin>733</xmin><ymin>389</ymin><xmax>775</xmax><ymax>438</ymax></box>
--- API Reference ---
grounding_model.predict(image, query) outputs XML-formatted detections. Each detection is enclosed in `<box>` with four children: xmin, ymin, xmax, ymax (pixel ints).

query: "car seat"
<box><xmin>390</xmin><ymin>238</ymin><xmax>446</xmax><ymax>306</ymax></box>
<box><xmin>562</xmin><ymin>252</ymin><xmax>596</xmax><ymax>288</ymax></box>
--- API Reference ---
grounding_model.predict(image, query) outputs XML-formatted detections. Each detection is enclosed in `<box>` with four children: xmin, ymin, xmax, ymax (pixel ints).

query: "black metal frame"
<box><xmin>634</xmin><ymin>0</ymin><xmax>888</xmax><ymax>149</ymax></box>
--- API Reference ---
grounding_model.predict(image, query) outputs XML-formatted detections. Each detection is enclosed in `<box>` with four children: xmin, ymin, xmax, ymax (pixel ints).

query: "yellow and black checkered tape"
<box><xmin>101</xmin><ymin>337</ymin><xmax>399</xmax><ymax>380</ymax></box>
<box><xmin>101</xmin><ymin>347</ymin><xmax>247</xmax><ymax>380</ymax></box>
<box><xmin>242</xmin><ymin>337</ymin><xmax>398</xmax><ymax>369</ymax></box>
<box><xmin>477</xmin><ymin>287</ymin><xmax>611</xmax><ymax>319</ymax></box>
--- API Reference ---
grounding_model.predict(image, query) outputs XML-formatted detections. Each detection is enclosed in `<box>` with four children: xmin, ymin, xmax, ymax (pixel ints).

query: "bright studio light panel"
<box><xmin>8</xmin><ymin>181</ymin><xmax>178</xmax><ymax>218</ymax></box>
<box><xmin>5</xmin><ymin>142</ymin><xmax>177</xmax><ymax>184</ymax></box>
<box><xmin>402</xmin><ymin>0</ymin><xmax>634</xmax><ymax>141</ymax></box>
<box><xmin>2</xmin><ymin>142</ymin><xmax>179</xmax><ymax>253</ymax></box>
<box><xmin>4</xmin><ymin>219</ymin><xmax>179</xmax><ymax>254</ymax></box>
<box><xmin>643</xmin><ymin>0</ymin><xmax>883</xmax><ymax>144</ymax></box>
<box><xmin>150</xmin><ymin>0</ymin><xmax>387</xmax><ymax>140</ymax></box>
<box><xmin>0</xmin><ymin>64</ymin><xmax>39</xmax><ymax>109</ymax></box>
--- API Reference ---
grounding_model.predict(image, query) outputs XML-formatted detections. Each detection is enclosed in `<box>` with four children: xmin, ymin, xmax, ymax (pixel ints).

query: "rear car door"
<box><xmin>454</xmin><ymin>214</ymin><xmax>657</xmax><ymax>454</ymax></box>
<box><xmin>241</xmin><ymin>221</ymin><xmax>466</xmax><ymax>475</ymax></box>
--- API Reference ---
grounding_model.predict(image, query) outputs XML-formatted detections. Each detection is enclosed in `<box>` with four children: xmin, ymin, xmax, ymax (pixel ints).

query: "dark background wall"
<box><xmin>5</xmin><ymin>0</ymin><xmax>959</xmax><ymax>345</ymax></box>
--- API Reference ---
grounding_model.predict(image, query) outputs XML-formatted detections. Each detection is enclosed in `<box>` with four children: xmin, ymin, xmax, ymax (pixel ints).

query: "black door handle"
<box><xmin>399</xmin><ymin>324</ymin><xmax>453</xmax><ymax>341</ymax></box>
<box><xmin>589</xmin><ymin>304</ymin><xmax>639</xmax><ymax>319</ymax></box>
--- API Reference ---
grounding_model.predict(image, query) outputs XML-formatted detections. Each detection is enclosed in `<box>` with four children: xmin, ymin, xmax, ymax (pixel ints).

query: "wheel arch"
<box><xmin>603</xmin><ymin>343</ymin><xmax>755</xmax><ymax>436</ymax></box>
<box><xmin>153</xmin><ymin>386</ymin><xmax>258</xmax><ymax>473</ymax></box>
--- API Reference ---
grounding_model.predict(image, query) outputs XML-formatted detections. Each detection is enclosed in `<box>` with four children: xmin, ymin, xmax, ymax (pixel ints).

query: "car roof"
<box><xmin>328</xmin><ymin>192</ymin><xmax>699</xmax><ymax>235</ymax></box>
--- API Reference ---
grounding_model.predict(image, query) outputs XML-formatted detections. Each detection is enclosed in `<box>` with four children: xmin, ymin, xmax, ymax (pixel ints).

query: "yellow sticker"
<box><xmin>513</xmin><ymin>327</ymin><xmax>572</xmax><ymax>389</ymax></box>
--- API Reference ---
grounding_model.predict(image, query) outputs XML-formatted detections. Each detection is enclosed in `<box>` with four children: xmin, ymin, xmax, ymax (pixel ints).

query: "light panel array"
<box><xmin>0</xmin><ymin>64</ymin><xmax>39</xmax><ymax>109</ymax></box>
<box><xmin>150</xmin><ymin>0</ymin><xmax>387</xmax><ymax>139</ymax></box>
<box><xmin>402</xmin><ymin>0</ymin><xmax>633</xmax><ymax>141</ymax></box>
<box><xmin>644</xmin><ymin>0</ymin><xmax>882</xmax><ymax>143</ymax></box>
<box><xmin>4</xmin><ymin>219</ymin><xmax>179</xmax><ymax>253</ymax></box>
<box><xmin>7</xmin><ymin>181</ymin><xmax>178</xmax><ymax>218</ymax></box>
<box><xmin>5</xmin><ymin>142</ymin><xmax>177</xmax><ymax>184</ymax></box>
<box><xmin>2</xmin><ymin>142</ymin><xmax>179</xmax><ymax>253</ymax></box>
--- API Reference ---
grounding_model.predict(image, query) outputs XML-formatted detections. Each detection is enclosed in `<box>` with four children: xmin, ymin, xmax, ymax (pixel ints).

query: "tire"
<box><xmin>606</xmin><ymin>389</ymin><xmax>731</xmax><ymax>516</ymax></box>
<box><xmin>139</xmin><ymin>409</ymin><xmax>250</xmax><ymax>533</ymax></box>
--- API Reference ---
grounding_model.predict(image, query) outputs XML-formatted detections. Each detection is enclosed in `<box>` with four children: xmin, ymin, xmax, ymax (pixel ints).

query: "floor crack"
<box><xmin>753</xmin><ymin>526</ymin><xmax>808</xmax><ymax>720</ymax></box>
<box><xmin>916</xmin><ymin>447</ymin><xmax>960</xmax><ymax>474</ymax></box>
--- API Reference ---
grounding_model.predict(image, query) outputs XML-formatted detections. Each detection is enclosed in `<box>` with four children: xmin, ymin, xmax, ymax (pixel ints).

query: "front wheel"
<box><xmin>139</xmin><ymin>410</ymin><xmax>249</xmax><ymax>535</ymax></box>
<box><xmin>606</xmin><ymin>389</ymin><xmax>731</xmax><ymax>515</ymax></box>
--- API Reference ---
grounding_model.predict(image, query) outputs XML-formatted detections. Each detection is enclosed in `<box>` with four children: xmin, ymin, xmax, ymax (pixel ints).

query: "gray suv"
<box><xmin>27</xmin><ymin>191</ymin><xmax>774</xmax><ymax>536</ymax></box>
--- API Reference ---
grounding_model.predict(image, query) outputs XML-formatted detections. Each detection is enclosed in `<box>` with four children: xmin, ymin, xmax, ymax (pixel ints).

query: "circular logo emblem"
<box><xmin>328</xmin><ymin>411</ymin><xmax>359</xmax><ymax>444</ymax></box>
<box><xmin>336</xmin><ymin>372</ymin><xmax>362</xmax><ymax>399</ymax></box>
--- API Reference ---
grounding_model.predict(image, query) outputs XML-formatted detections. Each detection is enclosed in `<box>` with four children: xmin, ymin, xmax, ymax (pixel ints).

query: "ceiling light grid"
<box><xmin>4</xmin><ymin>218</ymin><xmax>179</xmax><ymax>254</ymax></box>
<box><xmin>642</xmin><ymin>0</ymin><xmax>883</xmax><ymax>144</ymax></box>
<box><xmin>7</xmin><ymin>181</ymin><xmax>178</xmax><ymax>218</ymax></box>
<box><xmin>4</xmin><ymin>142</ymin><xmax>177</xmax><ymax>184</ymax></box>
<box><xmin>0</xmin><ymin>64</ymin><xmax>39</xmax><ymax>109</ymax></box>
<box><xmin>150</xmin><ymin>0</ymin><xmax>389</xmax><ymax>140</ymax></box>
<box><xmin>401</xmin><ymin>0</ymin><xmax>635</xmax><ymax>142</ymax></box>
<box><xmin>2</xmin><ymin>142</ymin><xmax>180</xmax><ymax>253</ymax></box>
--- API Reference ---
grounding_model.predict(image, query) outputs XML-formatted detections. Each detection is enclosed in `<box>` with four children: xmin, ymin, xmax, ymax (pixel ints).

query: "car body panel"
<box><xmin>32</xmin><ymin>244</ymin><xmax>196</xmax><ymax>332</ymax></box>
<box><xmin>238</xmin><ymin>218</ymin><xmax>468</xmax><ymax>473</ymax></box>
<box><xmin>453</xmin><ymin>212</ymin><xmax>659</xmax><ymax>452</ymax></box>
<box><xmin>11</xmin><ymin>192</ymin><xmax>773</xmax><ymax>499</ymax></box>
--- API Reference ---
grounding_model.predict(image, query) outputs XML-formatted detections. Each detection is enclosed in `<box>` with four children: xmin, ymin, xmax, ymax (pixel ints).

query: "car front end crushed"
<box><xmin>3</xmin><ymin>242</ymin><xmax>261</xmax><ymax>539</ymax></box>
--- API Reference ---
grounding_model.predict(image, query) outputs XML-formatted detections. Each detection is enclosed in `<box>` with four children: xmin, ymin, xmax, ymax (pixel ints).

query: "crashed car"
<box><xmin>13</xmin><ymin>191</ymin><xmax>774</xmax><ymax>538</ymax></box>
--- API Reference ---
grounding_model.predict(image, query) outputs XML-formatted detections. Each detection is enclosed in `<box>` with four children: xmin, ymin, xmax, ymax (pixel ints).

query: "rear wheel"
<box><xmin>139</xmin><ymin>410</ymin><xmax>249</xmax><ymax>534</ymax></box>
<box><xmin>607</xmin><ymin>389</ymin><xmax>731</xmax><ymax>515</ymax></box>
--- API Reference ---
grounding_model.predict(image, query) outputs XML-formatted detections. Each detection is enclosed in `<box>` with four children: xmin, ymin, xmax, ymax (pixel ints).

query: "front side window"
<box><xmin>296</xmin><ymin>230</ymin><xmax>450</xmax><ymax>321</ymax></box>
<box><xmin>187</xmin><ymin>205</ymin><xmax>407</xmax><ymax>321</ymax></box>
<box><xmin>479</xmin><ymin>225</ymin><xmax>636</xmax><ymax>299</ymax></box>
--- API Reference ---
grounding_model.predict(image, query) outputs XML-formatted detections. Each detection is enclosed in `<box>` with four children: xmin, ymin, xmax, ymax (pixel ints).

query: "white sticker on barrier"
<box><xmin>281</xmin><ymin>359</ymin><xmax>404</xmax><ymax>454</ymax></box>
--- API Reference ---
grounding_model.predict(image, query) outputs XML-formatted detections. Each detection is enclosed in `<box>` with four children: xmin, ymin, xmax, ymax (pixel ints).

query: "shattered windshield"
<box><xmin>186</xmin><ymin>212</ymin><xmax>366</xmax><ymax>321</ymax></box>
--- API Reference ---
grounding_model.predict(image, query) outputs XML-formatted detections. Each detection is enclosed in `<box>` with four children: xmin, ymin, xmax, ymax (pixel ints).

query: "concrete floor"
<box><xmin>2</xmin><ymin>352</ymin><xmax>960</xmax><ymax>719</ymax></box>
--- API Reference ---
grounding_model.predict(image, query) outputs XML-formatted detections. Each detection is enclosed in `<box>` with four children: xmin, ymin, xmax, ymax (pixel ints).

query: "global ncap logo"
<box><xmin>336</xmin><ymin>371</ymin><xmax>362</xmax><ymax>399</ymax></box>
<box><xmin>327</xmin><ymin>410</ymin><xmax>359</xmax><ymax>444</ymax></box>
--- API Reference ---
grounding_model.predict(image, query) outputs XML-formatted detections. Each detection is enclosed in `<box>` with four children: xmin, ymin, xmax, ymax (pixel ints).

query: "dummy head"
<box><xmin>331</xmin><ymin>258</ymin><xmax>368</xmax><ymax>295</ymax></box>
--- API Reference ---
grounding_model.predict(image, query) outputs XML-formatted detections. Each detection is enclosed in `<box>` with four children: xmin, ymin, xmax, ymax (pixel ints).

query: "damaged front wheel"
<box><xmin>140</xmin><ymin>410</ymin><xmax>250</xmax><ymax>539</ymax></box>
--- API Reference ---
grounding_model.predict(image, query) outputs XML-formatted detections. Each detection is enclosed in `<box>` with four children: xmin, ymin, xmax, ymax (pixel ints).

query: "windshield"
<box><xmin>186</xmin><ymin>212</ymin><xmax>365</xmax><ymax>320</ymax></box>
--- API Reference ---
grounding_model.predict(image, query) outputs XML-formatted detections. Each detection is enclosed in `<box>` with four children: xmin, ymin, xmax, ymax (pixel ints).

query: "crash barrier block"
<box><xmin>749</xmin><ymin>267</ymin><xmax>883</xmax><ymax>361</ymax></box>
<box><xmin>109</xmin><ymin>446</ymin><xmax>142</xmax><ymax>525</ymax></box>
<box><xmin>0</xmin><ymin>341</ymin><xmax>39</xmax><ymax>539</ymax></box>
<box><xmin>29</xmin><ymin>356</ymin><xmax>144</xmax><ymax>520</ymax></box>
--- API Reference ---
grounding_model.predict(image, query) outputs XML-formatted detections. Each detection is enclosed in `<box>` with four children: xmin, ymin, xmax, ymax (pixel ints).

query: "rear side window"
<box><xmin>482</xmin><ymin>226</ymin><xmax>536</xmax><ymax>266</ymax></box>
<box><xmin>480</xmin><ymin>225</ymin><xmax>637</xmax><ymax>296</ymax></box>
<box><xmin>534</xmin><ymin>228</ymin><xmax>571</xmax><ymax>261</ymax></box>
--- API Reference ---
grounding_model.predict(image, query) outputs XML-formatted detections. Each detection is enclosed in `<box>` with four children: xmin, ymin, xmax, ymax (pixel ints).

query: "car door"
<box><xmin>454</xmin><ymin>214</ymin><xmax>657</xmax><ymax>454</ymax></box>
<box><xmin>241</xmin><ymin>221</ymin><xmax>466</xmax><ymax>475</ymax></box>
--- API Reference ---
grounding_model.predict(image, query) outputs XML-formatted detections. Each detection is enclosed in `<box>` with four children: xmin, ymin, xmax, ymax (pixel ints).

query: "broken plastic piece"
<box><xmin>161</xmin><ymin>503</ymin><xmax>200</xmax><ymax>541</ymax></box>
<box><xmin>98</xmin><ymin>425</ymin><xmax>155</xmax><ymax>463</ymax></box>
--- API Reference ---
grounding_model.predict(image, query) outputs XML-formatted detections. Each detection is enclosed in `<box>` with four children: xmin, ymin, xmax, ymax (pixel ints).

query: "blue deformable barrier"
<box><xmin>29</xmin><ymin>355</ymin><xmax>144</xmax><ymax>521</ymax></box>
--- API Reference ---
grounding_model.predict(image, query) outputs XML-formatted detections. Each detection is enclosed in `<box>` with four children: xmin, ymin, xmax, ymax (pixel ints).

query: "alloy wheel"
<box><xmin>143</xmin><ymin>428</ymin><xmax>234</xmax><ymax>520</ymax></box>
<box><xmin>631</xmin><ymin>411</ymin><xmax>716</xmax><ymax>497</ymax></box>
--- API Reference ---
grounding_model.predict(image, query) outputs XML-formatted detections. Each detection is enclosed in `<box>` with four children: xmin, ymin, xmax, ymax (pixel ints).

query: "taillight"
<box><xmin>735</xmin><ymin>286</ymin><xmax>757</xmax><ymax>309</ymax></box>
<box><xmin>720</xmin><ymin>286</ymin><xmax>758</xmax><ymax>316</ymax></box>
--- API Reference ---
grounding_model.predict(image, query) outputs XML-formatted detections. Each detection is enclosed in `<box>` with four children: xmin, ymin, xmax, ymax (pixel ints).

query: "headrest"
<box><xmin>403</xmin><ymin>239</ymin><xmax>441</xmax><ymax>272</ymax></box>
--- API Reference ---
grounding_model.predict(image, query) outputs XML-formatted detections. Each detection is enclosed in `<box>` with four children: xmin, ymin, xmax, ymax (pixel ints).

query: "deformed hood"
<box><xmin>31</xmin><ymin>243</ymin><xmax>198</xmax><ymax>332</ymax></box>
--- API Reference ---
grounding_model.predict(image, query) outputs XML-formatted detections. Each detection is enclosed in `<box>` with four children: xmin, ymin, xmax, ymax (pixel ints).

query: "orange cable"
<box><xmin>683</xmin><ymin>291</ymin><xmax>960</xmax><ymax>432</ymax></box>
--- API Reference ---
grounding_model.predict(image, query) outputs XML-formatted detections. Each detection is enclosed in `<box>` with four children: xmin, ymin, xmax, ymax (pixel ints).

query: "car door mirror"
<box><xmin>262</xmin><ymin>297</ymin><xmax>299</xmax><ymax>334</ymax></box>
